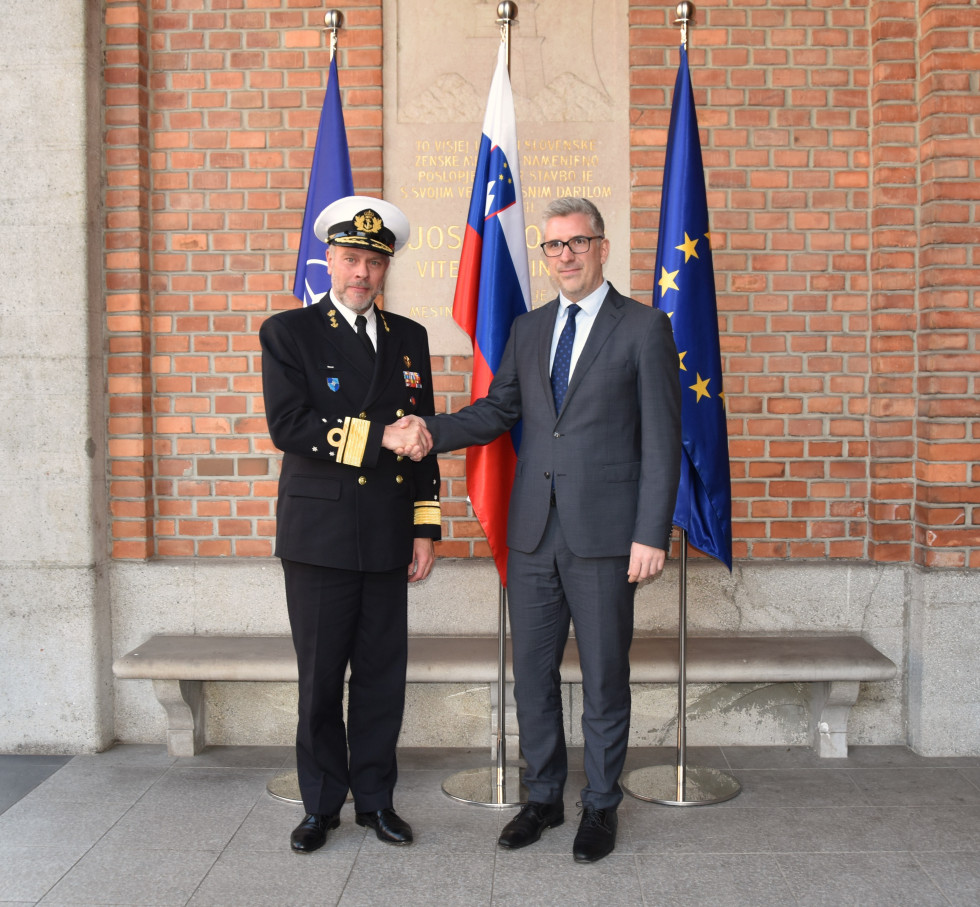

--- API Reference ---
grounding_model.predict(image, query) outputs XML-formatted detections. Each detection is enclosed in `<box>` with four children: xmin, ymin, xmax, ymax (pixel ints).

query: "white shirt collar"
<box><xmin>329</xmin><ymin>293</ymin><xmax>377</xmax><ymax>332</ymax></box>
<box><xmin>559</xmin><ymin>280</ymin><xmax>608</xmax><ymax>318</ymax></box>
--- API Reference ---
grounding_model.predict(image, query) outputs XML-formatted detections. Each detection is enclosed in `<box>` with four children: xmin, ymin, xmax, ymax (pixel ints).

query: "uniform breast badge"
<box><xmin>326</xmin><ymin>377</ymin><xmax>340</xmax><ymax>392</ymax></box>
<box><xmin>403</xmin><ymin>371</ymin><xmax>421</xmax><ymax>388</ymax></box>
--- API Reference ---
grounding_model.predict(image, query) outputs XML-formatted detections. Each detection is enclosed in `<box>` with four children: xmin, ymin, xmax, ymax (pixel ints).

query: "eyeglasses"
<box><xmin>539</xmin><ymin>235</ymin><xmax>604</xmax><ymax>257</ymax></box>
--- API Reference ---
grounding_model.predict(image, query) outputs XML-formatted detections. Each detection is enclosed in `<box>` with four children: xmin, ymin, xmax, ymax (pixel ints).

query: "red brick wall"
<box><xmin>105</xmin><ymin>0</ymin><xmax>384</xmax><ymax>558</ymax></box>
<box><xmin>103</xmin><ymin>0</ymin><xmax>979</xmax><ymax>567</ymax></box>
<box><xmin>867</xmin><ymin>0</ymin><xmax>918</xmax><ymax>564</ymax></box>
<box><xmin>631</xmin><ymin>0</ymin><xmax>874</xmax><ymax>561</ymax></box>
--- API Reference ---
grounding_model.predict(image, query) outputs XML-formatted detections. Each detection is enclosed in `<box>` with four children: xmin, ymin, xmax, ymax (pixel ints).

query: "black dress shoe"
<box><xmin>355</xmin><ymin>808</ymin><xmax>414</xmax><ymax>845</ymax></box>
<box><xmin>290</xmin><ymin>813</ymin><xmax>339</xmax><ymax>854</ymax></box>
<box><xmin>498</xmin><ymin>800</ymin><xmax>565</xmax><ymax>849</ymax></box>
<box><xmin>572</xmin><ymin>805</ymin><xmax>617</xmax><ymax>862</ymax></box>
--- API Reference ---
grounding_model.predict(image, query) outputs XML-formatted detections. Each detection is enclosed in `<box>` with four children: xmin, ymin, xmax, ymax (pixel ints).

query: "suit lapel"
<box><xmin>538</xmin><ymin>299</ymin><xmax>561</xmax><ymax>417</ymax></box>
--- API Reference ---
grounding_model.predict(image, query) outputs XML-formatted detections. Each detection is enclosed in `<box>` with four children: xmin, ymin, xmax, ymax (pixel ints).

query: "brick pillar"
<box><xmin>904</xmin><ymin>0</ymin><xmax>980</xmax><ymax>755</ymax></box>
<box><xmin>914</xmin><ymin>0</ymin><xmax>980</xmax><ymax>568</ymax></box>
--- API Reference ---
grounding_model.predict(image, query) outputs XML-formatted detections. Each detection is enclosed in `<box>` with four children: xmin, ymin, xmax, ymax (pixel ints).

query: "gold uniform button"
<box><xmin>358</xmin><ymin>476</ymin><xmax>367</xmax><ymax>486</ymax></box>
<box><xmin>396</xmin><ymin>409</ymin><xmax>405</xmax><ymax>417</ymax></box>
<box><xmin>395</xmin><ymin>475</ymin><xmax>404</xmax><ymax>484</ymax></box>
<box><xmin>396</xmin><ymin>455</ymin><xmax>404</xmax><ymax>462</ymax></box>
<box><xmin>359</xmin><ymin>412</ymin><xmax>367</xmax><ymax>419</ymax></box>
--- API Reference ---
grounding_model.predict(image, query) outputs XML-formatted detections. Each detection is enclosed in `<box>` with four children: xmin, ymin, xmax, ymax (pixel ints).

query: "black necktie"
<box><xmin>355</xmin><ymin>314</ymin><xmax>375</xmax><ymax>361</ymax></box>
<box><xmin>551</xmin><ymin>304</ymin><xmax>580</xmax><ymax>412</ymax></box>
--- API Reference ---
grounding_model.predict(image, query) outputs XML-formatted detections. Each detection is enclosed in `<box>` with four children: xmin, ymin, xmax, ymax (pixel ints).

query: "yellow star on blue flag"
<box><xmin>652</xmin><ymin>46</ymin><xmax>732</xmax><ymax>570</ymax></box>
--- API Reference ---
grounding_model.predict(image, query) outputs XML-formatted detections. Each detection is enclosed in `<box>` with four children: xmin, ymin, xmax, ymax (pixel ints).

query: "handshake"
<box><xmin>382</xmin><ymin>414</ymin><xmax>433</xmax><ymax>462</ymax></box>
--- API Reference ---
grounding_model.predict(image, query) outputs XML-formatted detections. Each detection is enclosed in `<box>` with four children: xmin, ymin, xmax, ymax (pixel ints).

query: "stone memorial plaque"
<box><xmin>383</xmin><ymin>0</ymin><xmax>630</xmax><ymax>354</ymax></box>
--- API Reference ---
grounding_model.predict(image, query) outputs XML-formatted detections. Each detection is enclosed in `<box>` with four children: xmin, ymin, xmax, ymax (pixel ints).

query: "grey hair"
<box><xmin>542</xmin><ymin>197</ymin><xmax>605</xmax><ymax>236</ymax></box>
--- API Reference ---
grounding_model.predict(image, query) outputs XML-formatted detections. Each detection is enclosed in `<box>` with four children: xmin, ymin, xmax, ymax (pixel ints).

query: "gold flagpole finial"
<box><xmin>496</xmin><ymin>2</ymin><xmax>518</xmax><ymax>72</ymax></box>
<box><xmin>324</xmin><ymin>9</ymin><xmax>343</xmax><ymax>61</ymax></box>
<box><xmin>675</xmin><ymin>2</ymin><xmax>695</xmax><ymax>52</ymax></box>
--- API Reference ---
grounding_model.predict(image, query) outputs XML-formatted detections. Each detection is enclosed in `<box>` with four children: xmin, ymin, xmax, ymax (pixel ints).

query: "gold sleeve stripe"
<box><xmin>414</xmin><ymin>502</ymin><xmax>442</xmax><ymax>526</ymax></box>
<box><xmin>326</xmin><ymin>417</ymin><xmax>371</xmax><ymax>467</ymax></box>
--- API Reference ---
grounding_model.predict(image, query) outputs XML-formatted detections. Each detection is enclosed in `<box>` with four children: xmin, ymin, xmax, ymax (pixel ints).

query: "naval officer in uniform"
<box><xmin>261</xmin><ymin>196</ymin><xmax>440</xmax><ymax>854</ymax></box>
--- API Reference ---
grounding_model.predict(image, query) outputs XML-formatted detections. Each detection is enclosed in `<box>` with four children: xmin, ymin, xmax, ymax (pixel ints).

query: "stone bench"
<box><xmin>113</xmin><ymin>634</ymin><xmax>896</xmax><ymax>759</ymax></box>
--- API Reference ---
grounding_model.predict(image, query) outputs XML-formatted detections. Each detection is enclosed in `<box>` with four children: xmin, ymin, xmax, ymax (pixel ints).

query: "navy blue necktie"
<box><xmin>551</xmin><ymin>303</ymin><xmax>580</xmax><ymax>412</ymax></box>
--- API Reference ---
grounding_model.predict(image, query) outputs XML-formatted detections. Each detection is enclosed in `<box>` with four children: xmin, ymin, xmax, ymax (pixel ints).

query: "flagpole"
<box><xmin>621</xmin><ymin>2</ymin><xmax>740</xmax><ymax>808</ymax></box>
<box><xmin>268</xmin><ymin>5</ymin><xmax>349</xmax><ymax>806</ymax></box>
<box><xmin>324</xmin><ymin>9</ymin><xmax>342</xmax><ymax>62</ymax></box>
<box><xmin>441</xmin><ymin>0</ymin><xmax>527</xmax><ymax>809</ymax></box>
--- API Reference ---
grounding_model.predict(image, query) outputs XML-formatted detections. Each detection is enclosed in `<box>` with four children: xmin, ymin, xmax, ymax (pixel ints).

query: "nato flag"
<box><xmin>293</xmin><ymin>57</ymin><xmax>354</xmax><ymax>306</ymax></box>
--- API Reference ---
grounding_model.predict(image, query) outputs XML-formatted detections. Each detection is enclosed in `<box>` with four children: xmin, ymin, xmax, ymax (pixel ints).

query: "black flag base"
<box><xmin>622</xmin><ymin>763</ymin><xmax>740</xmax><ymax>806</ymax></box>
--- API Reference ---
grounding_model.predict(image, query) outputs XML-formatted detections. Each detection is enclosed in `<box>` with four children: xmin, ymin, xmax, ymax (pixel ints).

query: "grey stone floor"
<box><xmin>1</xmin><ymin>744</ymin><xmax>979</xmax><ymax>906</ymax></box>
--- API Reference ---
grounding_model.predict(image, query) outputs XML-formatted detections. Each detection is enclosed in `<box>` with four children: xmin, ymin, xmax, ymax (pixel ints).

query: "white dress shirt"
<box><xmin>329</xmin><ymin>292</ymin><xmax>377</xmax><ymax>350</ymax></box>
<box><xmin>548</xmin><ymin>280</ymin><xmax>608</xmax><ymax>379</ymax></box>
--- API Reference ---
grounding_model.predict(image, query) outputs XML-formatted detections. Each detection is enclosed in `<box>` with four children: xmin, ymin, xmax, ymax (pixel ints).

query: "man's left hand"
<box><xmin>627</xmin><ymin>542</ymin><xmax>666</xmax><ymax>583</ymax></box>
<box><xmin>408</xmin><ymin>537</ymin><xmax>435</xmax><ymax>583</ymax></box>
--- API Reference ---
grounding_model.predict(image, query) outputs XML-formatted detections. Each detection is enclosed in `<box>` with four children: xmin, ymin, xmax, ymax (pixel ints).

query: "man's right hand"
<box><xmin>382</xmin><ymin>415</ymin><xmax>432</xmax><ymax>461</ymax></box>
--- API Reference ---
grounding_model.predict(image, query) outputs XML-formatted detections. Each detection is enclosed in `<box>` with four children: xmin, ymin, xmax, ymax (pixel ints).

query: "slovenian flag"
<box><xmin>293</xmin><ymin>56</ymin><xmax>354</xmax><ymax>306</ymax></box>
<box><xmin>653</xmin><ymin>46</ymin><xmax>733</xmax><ymax>570</ymax></box>
<box><xmin>452</xmin><ymin>43</ymin><xmax>531</xmax><ymax>585</ymax></box>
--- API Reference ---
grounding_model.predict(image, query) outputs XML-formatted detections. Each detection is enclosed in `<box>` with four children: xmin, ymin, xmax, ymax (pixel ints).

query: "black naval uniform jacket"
<box><xmin>260</xmin><ymin>300</ymin><xmax>441</xmax><ymax>571</ymax></box>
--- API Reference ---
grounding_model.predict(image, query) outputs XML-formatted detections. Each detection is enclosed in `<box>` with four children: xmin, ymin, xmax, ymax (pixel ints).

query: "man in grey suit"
<box><xmin>397</xmin><ymin>197</ymin><xmax>681</xmax><ymax>862</ymax></box>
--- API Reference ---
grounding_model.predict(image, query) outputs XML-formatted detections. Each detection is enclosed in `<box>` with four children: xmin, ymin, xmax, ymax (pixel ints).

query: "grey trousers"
<box><xmin>506</xmin><ymin>505</ymin><xmax>635</xmax><ymax>810</ymax></box>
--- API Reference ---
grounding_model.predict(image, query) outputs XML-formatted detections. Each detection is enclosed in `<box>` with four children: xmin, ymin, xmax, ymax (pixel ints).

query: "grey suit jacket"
<box><xmin>428</xmin><ymin>284</ymin><xmax>681</xmax><ymax>558</ymax></box>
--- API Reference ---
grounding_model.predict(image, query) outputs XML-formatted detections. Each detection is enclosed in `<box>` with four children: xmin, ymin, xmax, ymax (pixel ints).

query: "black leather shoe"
<box><xmin>572</xmin><ymin>804</ymin><xmax>617</xmax><ymax>862</ymax></box>
<box><xmin>498</xmin><ymin>800</ymin><xmax>565</xmax><ymax>849</ymax></box>
<box><xmin>355</xmin><ymin>808</ymin><xmax>414</xmax><ymax>845</ymax></box>
<box><xmin>290</xmin><ymin>813</ymin><xmax>339</xmax><ymax>854</ymax></box>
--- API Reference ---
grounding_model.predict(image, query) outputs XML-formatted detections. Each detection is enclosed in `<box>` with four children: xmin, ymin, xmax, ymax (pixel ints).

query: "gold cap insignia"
<box><xmin>353</xmin><ymin>209</ymin><xmax>382</xmax><ymax>234</ymax></box>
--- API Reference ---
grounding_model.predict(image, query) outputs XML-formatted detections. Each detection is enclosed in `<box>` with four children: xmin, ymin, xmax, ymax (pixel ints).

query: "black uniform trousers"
<box><xmin>283</xmin><ymin>557</ymin><xmax>408</xmax><ymax>816</ymax></box>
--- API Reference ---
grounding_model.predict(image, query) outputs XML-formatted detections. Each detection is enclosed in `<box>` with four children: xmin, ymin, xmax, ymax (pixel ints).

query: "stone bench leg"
<box><xmin>152</xmin><ymin>679</ymin><xmax>205</xmax><ymax>756</ymax></box>
<box><xmin>808</xmin><ymin>680</ymin><xmax>860</xmax><ymax>758</ymax></box>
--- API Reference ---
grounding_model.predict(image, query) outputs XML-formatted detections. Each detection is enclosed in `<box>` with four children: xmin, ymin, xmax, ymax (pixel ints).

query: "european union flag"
<box><xmin>654</xmin><ymin>46</ymin><xmax>733</xmax><ymax>570</ymax></box>
<box><xmin>293</xmin><ymin>56</ymin><xmax>354</xmax><ymax>306</ymax></box>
